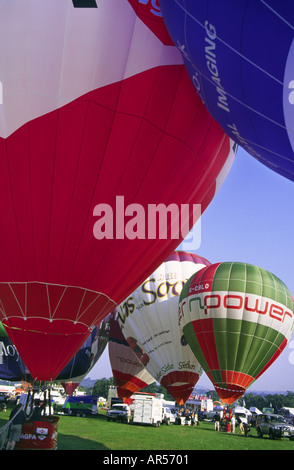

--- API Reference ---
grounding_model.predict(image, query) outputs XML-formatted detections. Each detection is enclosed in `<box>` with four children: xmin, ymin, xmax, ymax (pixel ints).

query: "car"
<box><xmin>107</xmin><ymin>404</ymin><xmax>131</xmax><ymax>423</ymax></box>
<box><xmin>256</xmin><ymin>413</ymin><xmax>294</xmax><ymax>440</ymax></box>
<box><xmin>197</xmin><ymin>411</ymin><xmax>208</xmax><ymax>421</ymax></box>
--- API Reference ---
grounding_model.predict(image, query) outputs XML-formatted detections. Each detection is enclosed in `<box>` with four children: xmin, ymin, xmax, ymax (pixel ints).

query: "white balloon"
<box><xmin>117</xmin><ymin>251</ymin><xmax>210</xmax><ymax>404</ymax></box>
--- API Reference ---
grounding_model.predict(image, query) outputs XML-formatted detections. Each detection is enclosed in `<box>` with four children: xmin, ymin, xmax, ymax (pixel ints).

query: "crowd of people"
<box><xmin>175</xmin><ymin>408</ymin><xmax>199</xmax><ymax>426</ymax></box>
<box><xmin>173</xmin><ymin>405</ymin><xmax>251</xmax><ymax>436</ymax></box>
<box><xmin>213</xmin><ymin>411</ymin><xmax>250</xmax><ymax>436</ymax></box>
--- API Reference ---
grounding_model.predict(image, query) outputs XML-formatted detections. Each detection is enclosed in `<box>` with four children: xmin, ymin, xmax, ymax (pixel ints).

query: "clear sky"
<box><xmin>87</xmin><ymin>146</ymin><xmax>294</xmax><ymax>393</ymax></box>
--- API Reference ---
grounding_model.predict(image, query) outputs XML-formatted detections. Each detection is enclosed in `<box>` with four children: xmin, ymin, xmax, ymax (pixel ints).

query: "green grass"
<box><xmin>1</xmin><ymin>409</ymin><xmax>293</xmax><ymax>451</ymax></box>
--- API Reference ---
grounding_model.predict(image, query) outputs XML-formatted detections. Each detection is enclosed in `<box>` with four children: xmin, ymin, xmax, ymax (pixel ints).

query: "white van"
<box><xmin>234</xmin><ymin>406</ymin><xmax>252</xmax><ymax>424</ymax></box>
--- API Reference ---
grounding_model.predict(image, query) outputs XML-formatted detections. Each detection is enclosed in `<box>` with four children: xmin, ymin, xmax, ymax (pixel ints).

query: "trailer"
<box><xmin>133</xmin><ymin>394</ymin><xmax>163</xmax><ymax>427</ymax></box>
<box><xmin>62</xmin><ymin>395</ymin><xmax>97</xmax><ymax>417</ymax></box>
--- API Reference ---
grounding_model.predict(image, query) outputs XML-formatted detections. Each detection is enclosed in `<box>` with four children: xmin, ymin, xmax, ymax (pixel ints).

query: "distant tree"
<box><xmin>91</xmin><ymin>377</ymin><xmax>115</xmax><ymax>398</ymax></box>
<box><xmin>241</xmin><ymin>393</ymin><xmax>266</xmax><ymax>410</ymax></box>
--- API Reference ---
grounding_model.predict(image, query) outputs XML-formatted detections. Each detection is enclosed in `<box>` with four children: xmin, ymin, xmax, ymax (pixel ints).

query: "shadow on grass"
<box><xmin>56</xmin><ymin>412</ymin><xmax>111</xmax><ymax>450</ymax></box>
<box><xmin>57</xmin><ymin>433</ymin><xmax>109</xmax><ymax>450</ymax></box>
<box><xmin>199</xmin><ymin>421</ymin><xmax>262</xmax><ymax>439</ymax></box>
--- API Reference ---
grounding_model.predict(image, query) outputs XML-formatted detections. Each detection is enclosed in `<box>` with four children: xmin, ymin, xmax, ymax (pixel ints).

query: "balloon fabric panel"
<box><xmin>159</xmin><ymin>0</ymin><xmax>294</xmax><ymax>181</ymax></box>
<box><xmin>0</xmin><ymin>66</ymin><xmax>232</xmax><ymax>298</ymax></box>
<box><xmin>108</xmin><ymin>312</ymin><xmax>155</xmax><ymax>398</ymax></box>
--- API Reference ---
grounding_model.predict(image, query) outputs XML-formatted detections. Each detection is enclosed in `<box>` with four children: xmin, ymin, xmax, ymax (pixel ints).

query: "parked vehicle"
<box><xmin>207</xmin><ymin>410</ymin><xmax>218</xmax><ymax>420</ymax></box>
<box><xmin>256</xmin><ymin>413</ymin><xmax>294</xmax><ymax>440</ymax></box>
<box><xmin>162</xmin><ymin>407</ymin><xmax>175</xmax><ymax>425</ymax></box>
<box><xmin>107</xmin><ymin>403</ymin><xmax>131</xmax><ymax>423</ymax></box>
<box><xmin>197</xmin><ymin>411</ymin><xmax>208</xmax><ymax>421</ymax></box>
<box><xmin>110</xmin><ymin>397</ymin><xmax>124</xmax><ymax>408</ymax></box>
<box><xmin>62</xmin><ymin>395</ymin><xmax>97</xmax><ymax>417</ymax></box>
<box><xmin>133</xmin><ymin>394</ymin><xmax>163</xmax><ymax>427</ymax></box>
<box><xmin>234</xmin><ymin>406</ymin><xmax>252</xmax><ymax>424</ymax></box>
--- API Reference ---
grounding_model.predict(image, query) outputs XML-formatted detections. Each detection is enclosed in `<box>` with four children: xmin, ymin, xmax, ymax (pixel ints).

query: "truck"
<box><xmin>62</xmin><ymin>395</ymin><xmax>97</xmax><ymax>417</ymax></box>
<box><xmin>107</xmin><ymin>403</ymin><xmax>131</xmax><ymax>423</ymax></box>
<box><xmin>132</xmin><ymin>393</ymin><xmax>164</xmax><ymax>427</ymax></box>
<box><xmin>110</xmin><ymin>396</ymin><xmax>123</xmax><ymax>408</ymax></box>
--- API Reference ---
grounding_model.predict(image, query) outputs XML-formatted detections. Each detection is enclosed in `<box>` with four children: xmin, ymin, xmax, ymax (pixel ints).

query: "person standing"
<box><xmin>194</xmin><ymin>411</ymin><xmax>199</xmax><ymax>426</ymax></box>
<box><xmin>6</xmin><ymin>404</ymin><xmax>25</xmax><ymax>450</ymax></box>
<box><xmin>231</xmin><ymin>414</ymin><xmax>236</xmax><ymax>433</ymax></box>
<box><xmin>214</xmin><ymin>412</ymin><xmax>220</xmax><ymax>431</ymax></box>
<box><xmin>236</xmin><ymin>415</ymin><xmax>244</xmax><ymax>434</ymax></box>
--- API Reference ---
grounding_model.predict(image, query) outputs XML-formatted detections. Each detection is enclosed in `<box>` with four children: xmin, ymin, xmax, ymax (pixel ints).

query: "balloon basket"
<box><xmin>15</xmin><ymin>416</ymin><xmax>59</xmax><ymax>450</ymax></box>
<box><xmin>226</xmin><ymin>422</ymin><xmax>231</xmax><ymax>433</ymax></box>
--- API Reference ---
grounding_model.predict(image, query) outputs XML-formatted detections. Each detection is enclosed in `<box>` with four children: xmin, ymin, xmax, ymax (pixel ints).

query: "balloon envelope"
<box><xmin>117</xmin><ymin>251</ymin><xmax>210</xmax><ymax>404</ymax></box>
<box><xmin>108</xmin><ymin>312</ymin><xmax>155</xmax><ymax>399</ymax></box>
<box><xmin>0</xmin><ymin>1</ymin><xmax>235</xmax><ymax>381</ymax></box>
<box><xmin>0</xmin><ymin>317</ymin><xmax>108</xmax><ymax>383</ymax></box>
<box><xmin>159</xmin><ymin>0</ymin><xmax>294</xmax><ymax>181</ymax></box>
<box><xmin>179</xmin><ymin>262</ymin><xmax>294</xmax><ymax>404</ymax></box>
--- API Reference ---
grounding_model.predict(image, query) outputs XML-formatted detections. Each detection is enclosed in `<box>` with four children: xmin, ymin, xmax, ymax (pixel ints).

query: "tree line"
<box><xmin>82</xmin><ymin>378</ymin><xmax>294</xmax><ymax>412</ymax></box>
<box><xmin>83</xmin><ymin>377</ymin><xmax>174</xmax><ymax>401</ymax></box>
<box><xmin>240</xmin><ymin>391</ymin><xmax>294</xmax><ymax>411</ymax></box>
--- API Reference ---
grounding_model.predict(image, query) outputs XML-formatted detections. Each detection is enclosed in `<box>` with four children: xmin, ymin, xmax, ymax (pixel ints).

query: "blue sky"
<box><xmin>88</xmin><ymin>146</ymin><xmax>294</xmax><ymax>393</ymax></box>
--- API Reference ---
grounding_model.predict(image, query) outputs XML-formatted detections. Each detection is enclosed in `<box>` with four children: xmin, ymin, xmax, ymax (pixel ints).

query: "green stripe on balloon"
<box><xmin>212</xmin><ymin>263</ymin><xmax>293</xmax><ymax>309</ymax></box>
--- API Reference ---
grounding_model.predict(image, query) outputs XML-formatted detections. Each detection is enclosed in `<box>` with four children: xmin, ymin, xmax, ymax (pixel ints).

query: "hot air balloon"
<box><xmin>159</xmin><ymin>0</ymin><xmax>294</xmax><ymax>181</ymax></box>
<box><xmin>179</xmin><ymin>262</ymin><xmax>294</xmax><ymax>404</ymax></box>
<box><xmin>109</xmin><ymin>312</ymin><xmax>155</xmax><ymax>399</ymax></box>
<box><xmin>0</xmin><ymin>1</ymin><xmax>235</xmax><ymax>382</ymax></box>
<box><xmin>117</xmin><ymin>251</ymin><xmax>210</xmax><ymax>405</ymax></box>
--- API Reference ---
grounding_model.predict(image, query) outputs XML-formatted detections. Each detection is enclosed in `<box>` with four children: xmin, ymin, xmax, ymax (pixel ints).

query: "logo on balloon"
<box><xmin>188</xmin><ymin>293</ymin><xmax>293</xmax><ymax>324</ymax></box>
<box><xmin>0</xmin><ymin>341</ymin><xmax>20</xmax><ymax>364</ymax></box>
<box><xmin>204</xmin><ymin>21</ymin><xmax>230</xmax><ymax>114</ymax></box>
<box><xmin>93</xmin><ymin>196</ymin><xmax>201</xmax><ymax>249</ymax></box>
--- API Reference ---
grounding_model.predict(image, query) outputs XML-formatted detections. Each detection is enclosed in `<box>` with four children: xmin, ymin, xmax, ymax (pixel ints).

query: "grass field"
<box><xmin>1</xmin><ymin>409</ymin><xmax>293</xmax><ymax>452</ymax></box>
